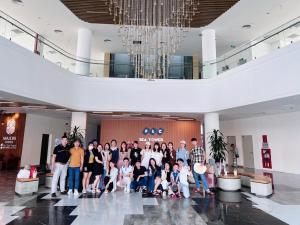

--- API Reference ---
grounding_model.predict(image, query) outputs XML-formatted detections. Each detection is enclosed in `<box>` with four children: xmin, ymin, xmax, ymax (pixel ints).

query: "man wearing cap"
<box><xmin>190</xmin><ymin>138</ymin><xmax>214</xmax><ymax>195</ymax></box>
<box><xmin>51</xmin><ymin>135</ymin><xmax>70</xmax><ymax>198</ymax></box>
<box><xmin>176</xmin><ymin>140</ymin><xmax>189</xmax><ymax>166</ymax></box>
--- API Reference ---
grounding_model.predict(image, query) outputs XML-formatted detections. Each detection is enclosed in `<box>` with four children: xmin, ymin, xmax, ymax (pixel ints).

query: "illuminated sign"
<box><xmin>143</xmin><ymin>127</ymin><xmax>164</xmax><ymax>135</ymax></box>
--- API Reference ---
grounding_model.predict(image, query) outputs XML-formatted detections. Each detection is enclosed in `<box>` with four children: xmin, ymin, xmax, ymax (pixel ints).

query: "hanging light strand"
<box><xmin>107</xmin><ymin>0</ymin><xmax>200</xmax><ymax>79</ymax></box>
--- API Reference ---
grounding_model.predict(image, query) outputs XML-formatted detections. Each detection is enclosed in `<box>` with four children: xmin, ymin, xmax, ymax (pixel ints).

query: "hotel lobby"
<box><xmin>0</xmin><ymin>0</ymin><xmax>300</xmax><ymax>224</ymax></box>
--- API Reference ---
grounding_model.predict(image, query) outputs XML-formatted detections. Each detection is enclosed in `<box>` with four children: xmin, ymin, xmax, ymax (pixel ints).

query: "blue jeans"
<box><xmin>99</xmin><ymin>168</ymin><xmax>106</xmax><ymax>190</ymax></box>
<box><xmin>147</xmin><ymin>175</ymin><xmax>155</xmax><ymax>192</ymax></box>
<box><xmin>192</xmin><ymin>167</ymin><xmax>209</xmax><ymax>191</ymax></box>
<box><xmin>131</xmin><ymin>177</ymin><xmax>147</xmax><ymax>190</ymax></box>
<box><xmin>68</xmin><ymin>167</ymin><xmax>80</xmax><ymax>190</ymax></box>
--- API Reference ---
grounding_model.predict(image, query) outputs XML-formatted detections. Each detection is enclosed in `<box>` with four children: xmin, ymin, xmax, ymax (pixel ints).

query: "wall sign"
<box><xmin>0</xmin><ymin>113</ymin><xmax>26</xmax><ymax>169</ymax></box>
<box><xmin>143</xmin><ymin>127</ymin><xmax>164</xmax><ymax>135</ymax></box>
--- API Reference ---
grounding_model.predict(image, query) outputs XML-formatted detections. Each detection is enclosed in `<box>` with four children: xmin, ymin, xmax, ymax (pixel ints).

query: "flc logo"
<box><xmin>143</xmin><ymin>127</ymin><xmax>164</xmax><ymax>135</ymax></box>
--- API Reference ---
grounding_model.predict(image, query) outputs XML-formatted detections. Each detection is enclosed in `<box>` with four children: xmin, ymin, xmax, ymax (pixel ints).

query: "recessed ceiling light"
<box><xmin>177</xmin><ymin>118</ymin><xmax>195</xmax><ymax>121</ymax></box>
<box><xmin>104</xmin><ymin>39</ymin><xmax>111</xmax><ymax>43</ymax></box>
<box><xmin>55</xmin><ymin>108</ymin><xmax>67</xmax><ymax>111</ymax></box>
<box><xmin>0</xmin><ymin>101</ymin><xmax>14</xmax><ymax>104</ymax></box>
<box><xmin>21</xmin><ymin>105</ymin><xmax>47</xmax><ymax>109</ymax></box>
<box><xmin>12</xmin><ymin>0</ymin><xmax>23</xmax><ymax>4</ymax></box>
<box><xmin>54</xmin><ymin>29</ymin><xmax>63</xmax><ymax>33</ymax></box>
<box><xmin>242</xmin><ymin>24</ymin><xmax>252</xmax><ymax>30</ymax></box>
<box><xmin>92</xmin><ymin>111</ymin><xmax>113</xmax><ymax>114</ymax></box>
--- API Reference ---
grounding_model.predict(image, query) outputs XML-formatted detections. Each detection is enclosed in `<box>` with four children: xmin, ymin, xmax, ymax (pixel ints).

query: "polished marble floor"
<box><xmin>0</xmin><ymin>170</ymin><xmax>299</xmax><ymax>225</ymax></box>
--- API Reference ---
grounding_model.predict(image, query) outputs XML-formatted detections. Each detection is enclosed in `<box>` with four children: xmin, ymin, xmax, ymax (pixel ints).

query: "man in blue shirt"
<box><xmin>176</xmin><ymin>140</ymin><xmax>189</xmax><ymax>166</ymax></box>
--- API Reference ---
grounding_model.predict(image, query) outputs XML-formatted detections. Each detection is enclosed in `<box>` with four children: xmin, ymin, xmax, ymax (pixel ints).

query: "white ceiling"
<box><xmin>219</xmin><ymin>95</ymin><xmax>300</xmax><ymax>121</ymax></box>
<box><xmin>1</xmin><ymin>0</ymin><xmax>300</xmax><ymax>60</ymax></box>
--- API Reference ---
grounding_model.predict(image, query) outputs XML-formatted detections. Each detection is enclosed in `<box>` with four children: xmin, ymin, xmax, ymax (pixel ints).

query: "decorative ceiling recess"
<box><xmin>62</xmin><ymin>0</ymin><xmax>239</xmax><ymax>27</ymax></box>
<box><xmin>62</xmin><ymin>0</ymin><xmax>238</xmax><ymax>79</ymax></box>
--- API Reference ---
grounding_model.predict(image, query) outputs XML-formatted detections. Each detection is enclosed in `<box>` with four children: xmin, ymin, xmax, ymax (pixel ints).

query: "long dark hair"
<box><xmin>120</xmin><ymin>141</ymin><xmax>128</xmax><ymax>152</ymax></box>
<box><xmin>149</xmin><ymin>158</ymin><xmax>158</xmax><ymax>171</ymax></box>
<box><xmin>153</xmin><ymin>142</ymin><xmax>161</xmax><ymax>152</ymax></box>
<box><xmin>104</xmin><ymin>142</ymin><xmax>111</xmax><ymax>151</ymax></box>
<box><xmin>161</xmin><ymin>142</ymin><xmax>168</xmax><ymax>152</ymax></box>
<box><xmin>108</xmin><ymin>161</ymin><xmax>116</xmax><ymax>175</ymax></box>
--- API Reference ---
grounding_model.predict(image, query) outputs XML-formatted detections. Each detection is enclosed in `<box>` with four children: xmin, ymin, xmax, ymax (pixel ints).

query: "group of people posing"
<box><xmin>51</xmin><ymin>135</ymin><xmax>214</xmax><ymax>199</ymax></box>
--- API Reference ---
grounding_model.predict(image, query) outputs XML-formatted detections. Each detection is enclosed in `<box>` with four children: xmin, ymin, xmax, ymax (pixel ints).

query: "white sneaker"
<box><xmin>124</xmin><ymin>187</ymin><xmax>127</xmax><ymax>193</ymax></box>
<box><xmin>74</xmin><ymin>189</ymin><xmax>79</xmax><ymax>196</ymax></box>
<box><xmin>68</xmin><ymin>190</ymin><xmax>73</xmax><ymax>195</ymax></box>
<box><xmin>82</xmin><ymin>189</ymin><xmax>87</xmax><ymax>194</ymax></box>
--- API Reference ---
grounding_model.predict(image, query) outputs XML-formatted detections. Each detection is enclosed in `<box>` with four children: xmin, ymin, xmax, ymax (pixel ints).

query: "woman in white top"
<box><xmin>151</xmin><ymin>142</ymin><xmax>163</xmax><ymax>167</ymax></box>
<box><xmin>104</xmin><ymin>161</ymin><xmax>118</xmax><ymax>193</ymax></box>
<box><xmin>141</xmin><ymin>142</ymin><xmax>152</xmax><ymax>169</ymax></box>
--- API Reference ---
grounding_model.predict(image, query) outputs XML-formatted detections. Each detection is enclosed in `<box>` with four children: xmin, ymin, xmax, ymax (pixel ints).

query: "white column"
<box><xmin>71</xmin><ymin>112</ymin><xmax>87</xmax><ymax>142</ymax></box>
<box><xmin>204</xmin><ymin>112</ymin><xmax>220</xmax><ymax>158</ymax></box>
<box><xmin>75</xmin><ymin>28</ymin><xmax>92</xmax><ymax>76</ymax></box>
<box><xmin>202</xmin><ymin>29</ymin><xmax>217</xmax><ymax>79</ymax></box>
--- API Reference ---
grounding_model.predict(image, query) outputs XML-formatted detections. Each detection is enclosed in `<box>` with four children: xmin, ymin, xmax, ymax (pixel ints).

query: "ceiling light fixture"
<box><xmin>54</xmin><ymin>29</ymin><xmax>63</xmax><ymax>33</ymax></box>
<box><xmin>12</xmin><ymin>0</ymin><xmax>23</xmax><ymax>4</ymax></box>
<box><xmin>55</xmin><ymin>108</ymin><xmax>67</xmax><ymax>111</ymax></box>
<box><xmin>92</xmin><ymin>111</ymin><xmax>113</xmax><ymax>114</ymax></box>
<box><xmin>21</xmin><ymin>105</ymin><xmax>47</xmax><ymax>109</ymax></box>
<box><xmin>0</xmin><ymin>101</ymin><xmax>15</xmax><ymax>104</ymax></box>
<box><xmin>107</xmin><ymin>0</ymin><xmax>201</xmax><ymax>79</ymax></box>
<box><xmin>242</xmin><ymin>24</ymin><xmax>252</xmax><ymax>30</ymax></box>
<box><xmin>104</xmin><ymin>39</ymin><xmax>111</xmax><ymax>43</ymax></box>
<box><xmin>177</xmin><ymin>118</ymin><xmax>195</xmax><ymax>121</ymax></box>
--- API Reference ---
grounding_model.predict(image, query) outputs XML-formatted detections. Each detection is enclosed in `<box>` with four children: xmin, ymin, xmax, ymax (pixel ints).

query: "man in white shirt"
<box><xmin>119</xmin><ymin>157</ymin><xmax>133</xmax><ymax>193</ymax></box>
<box><xmin>177</xmin><ymin>158</ymin><xmax>192</xmax><ymax>198</ymax></box>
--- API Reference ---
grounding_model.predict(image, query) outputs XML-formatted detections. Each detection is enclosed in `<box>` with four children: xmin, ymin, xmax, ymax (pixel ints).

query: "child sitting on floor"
<box><xmin>169</xmin><ymin>163</ymin><xmax>181</xmax><ymax>198</ymax></box>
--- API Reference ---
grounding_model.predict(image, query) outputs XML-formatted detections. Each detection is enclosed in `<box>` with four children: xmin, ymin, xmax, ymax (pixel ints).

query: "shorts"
<box><xmin>83</xmin><ymin>163</ymin><xmax>93</xmax><ymax>173</ymax></box>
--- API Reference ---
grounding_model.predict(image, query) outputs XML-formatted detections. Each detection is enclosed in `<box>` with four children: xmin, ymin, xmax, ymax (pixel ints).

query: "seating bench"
<box><xmin>15</xmin><ymin>178</ymin><xmax>39</xmax><ymax>195</ymax></box>
<box><xmin>250</xmin><ymin>176</ymin><xmax>272</xmax><ymax>197</ymax></box>
<box><xmin>239</xmin><ymin>172</ymin><xmax>273</xmax><ymax>197</ymax></box>
<box><xmin>45</xmin><ymin>173</ymin><xmax>53</xmax><ymax>188</ymax></box>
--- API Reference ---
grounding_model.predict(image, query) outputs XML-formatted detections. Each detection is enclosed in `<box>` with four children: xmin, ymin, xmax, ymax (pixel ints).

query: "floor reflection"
<box><xmin>192</xmin><ymin>191</ymin><xmax>287</xmax><ymax>225</ymax></box>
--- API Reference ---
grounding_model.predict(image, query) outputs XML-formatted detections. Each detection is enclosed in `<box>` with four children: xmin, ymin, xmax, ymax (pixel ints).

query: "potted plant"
<box><xmin>208</xmin><ymin>129</ymin><xmax>227</xmax><ymax>176</ymax></box>
<box><xmin>67</xmin><ymin>126</ymin><xmax>84</xmax><ymax>147</ymax></box>
<box><xmin>208</xmin><ymin>129</ymin><xmax>227</xmax><ymax>162</ymax></box>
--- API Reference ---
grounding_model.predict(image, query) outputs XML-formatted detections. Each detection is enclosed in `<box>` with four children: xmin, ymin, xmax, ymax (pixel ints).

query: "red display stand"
<box><xmin>261</xmin><ymin>135</ymin><xmax>272</xmax><ymax>169</ymax></box>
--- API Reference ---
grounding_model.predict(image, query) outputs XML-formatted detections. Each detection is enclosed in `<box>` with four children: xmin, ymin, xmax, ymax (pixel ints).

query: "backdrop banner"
<box><xmin>100</xmin><ymin>120</ymin><xmax>201</xmax><ymax>150</ymax></box>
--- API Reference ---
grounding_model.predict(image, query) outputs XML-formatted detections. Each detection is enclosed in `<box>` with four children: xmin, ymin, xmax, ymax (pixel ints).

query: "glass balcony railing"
<box><xmin>0</xmin><ymin>9</ymin><xmax>300</xmax><ymax>79</ymax></box>
<box><xmin>203</xmin><ymin>15</ymin><xmax>300</xmax><ymax>76</ymax></box>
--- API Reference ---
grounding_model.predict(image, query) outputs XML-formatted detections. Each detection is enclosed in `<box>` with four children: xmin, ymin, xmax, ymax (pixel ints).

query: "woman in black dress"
<box><xmin>92</xmin><ymin>144</ymin><xmax>104</xmax><ymax>193</ymax></box>
<box><xmin>161</xmin><ymin>142</ymin><xmax>171</xmax><ymax>167</ymax></box>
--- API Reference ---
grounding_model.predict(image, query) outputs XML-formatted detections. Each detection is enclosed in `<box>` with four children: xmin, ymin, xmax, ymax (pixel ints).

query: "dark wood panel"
<box><xmin>62</xmin><ymin>0</ymin><xmax>239</xmax><ymax>27</ymax></box>
<box><xmin>100</xmin><ymin>119</ymin><xmax>201</xmax><ymax>150</ymax></box>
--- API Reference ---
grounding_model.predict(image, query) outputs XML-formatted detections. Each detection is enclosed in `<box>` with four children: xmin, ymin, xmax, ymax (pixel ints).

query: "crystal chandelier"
<box><xmin>107</xmin><ymin>0</ymin><xmax>200</xmax><ymax>79</ymax></box>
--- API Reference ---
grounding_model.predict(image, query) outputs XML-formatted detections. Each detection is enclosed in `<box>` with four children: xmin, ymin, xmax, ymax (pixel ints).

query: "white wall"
<box><xmin>220</xmin><ymin>111</ymin><xmax>300</xmax><ymax>175</ymax></box>
<box><xmin>21</xmin><ymin>113</ymin><xmax>70</xmax><ymax>166</ymax></box>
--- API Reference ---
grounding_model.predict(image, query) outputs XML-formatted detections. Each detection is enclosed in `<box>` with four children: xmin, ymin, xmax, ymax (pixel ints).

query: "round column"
<box><xmin>75</xmin><ymin>28</ymin><xmax>92</xmax><ymax>76</ymax></box>
<box><xmin>202</xmin><ymin>29</ymin><xmax>217</xmax><ymax>79</ymax></box>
